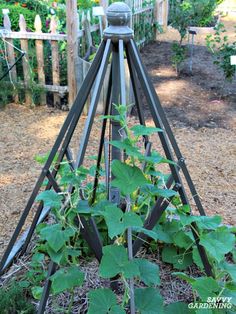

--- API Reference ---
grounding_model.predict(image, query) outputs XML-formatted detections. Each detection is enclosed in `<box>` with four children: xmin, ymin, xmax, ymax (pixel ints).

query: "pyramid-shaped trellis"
<box><xmin>0</xmin><ymin>3</ymin><xmax>213</xmax><ymax>313</ymax></box>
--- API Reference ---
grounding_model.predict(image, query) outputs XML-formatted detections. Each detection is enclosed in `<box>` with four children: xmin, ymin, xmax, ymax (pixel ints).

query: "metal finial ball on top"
<box><xmin>103</xmin><ymin>2</ymin><xmax>133</xmax><ymax>41</ymax></box>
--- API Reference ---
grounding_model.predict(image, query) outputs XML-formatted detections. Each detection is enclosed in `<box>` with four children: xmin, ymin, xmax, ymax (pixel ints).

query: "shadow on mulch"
<box><xmin>136</xmin><ymin>41</ymin><xmax>236</xmax><ymax>130</ymax></box>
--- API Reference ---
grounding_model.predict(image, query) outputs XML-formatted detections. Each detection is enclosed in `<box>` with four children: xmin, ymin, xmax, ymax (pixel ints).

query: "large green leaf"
<box><xmin>164</xmin><ymin>302</ymin><xmax>190</xmax><ymax>314</ymax></box>
<box><xmin>110</xmin><ymin>139</ymin><xmax>142</xmax><ymax>159</ymax></box>
<box><xmin>77</xmin><ymin>200</ymin><xmax>92</xmax><ymax>214</ymax></box>
<box><xmin>132</xmin><ymin>227</ymin><xmax>159</xmax><ymax>241</ymax></box>
<box><xmin>192</xmin><ymin>277</ymin><xmax>220</xmax><ymax>301</ymax></box>
<box><xmin>111</xmin><ymin>160</ymin><xmax>148</xmax><ymax>195</ymax></box>
<box><xmin>200</xmin><ymin>229</ymin><xmax>235</xmax><ymax>262</ymax></box>
<box><xmin>102</xmin><ymin>205</ymin><xmax>124</xmax><ymax>238</ymax></box>
<box><xmin>222</xmin><ymin>282</ymin><xmax>236</xmax><ymax>306</ymax></box>
<box><xmin>60</xmin><ymin>171</ymin><xmax>81</xmax><ymax>187</ymax></box>
<box><xmin>162</xmin><ymin>246</ymin><xmax>193</xmax><ymax>270</ymax></box>
<box><xmin>135</xmin><ymin>258</ymin><xmax>160</xmax><ymax>286</ymax></box>
<box><xmin>130</xmin><ymin>125</ymin><xmax>163</xmax><ymax>137</ymax></box>
<box><xmin>50</xmin><ymin>266</ymin><xmax>84</xmax><ymax>294</ymax></box>
<box><xmin>153</xmin><ymin>225</ymin><xmax>173</xmax><ymax>244</ymax></box>
<box><xmin>40</xmin><ymin>224</ymin><xmax>75</xmax><ymax>252</ymax></box>
<box><xmin>88</xmin><ymin>288</ymin><xmax>125</xmax><ymax>314</ymax></box>
<box><xmin>36</xmin><ymin>190</ymin><xmax>63</xmax><ymax>209</ymax></box>
<box><xmin>123</xmin><ymin>211</ymin><xmax>143</xmax><ymax>229</ymax></box>
<box><xmin>220</xmin><ymin>262</ymin><xmax>236</xmax><ymax>281</ymax></box>
<box><xmin>99</xmin><ymin>245</ymin><xmax>140</xmax><ymax>279</ymax></box>
<box><xmin>142</xmin><ymin>185</ymin><xmax>177</xmax><ymax>199</ymax></box>
<box><xmin>46</xmin><ymin>245</ymin><xmax>65</xmax><ymax>264</ymax></box>
<box><xmin>142</xmin><ymin>152</ymin><xmax>176</xmax><ymax>165</ymax></box>
<box><xmin>173</xmin><ymin>231</ymin><xmax>194</xmax><ymax>249</ymax></box>
<box><xmin>101</xmin><ymin>205</ymin><xmax>143</xmax><ymax>239</ymax></box>
<box><xmin>192</xmin><ymin>246</ymin><xmax>204</xmax><ymax>269</ymax></box>
<box><xmin>179</xmin><ymin>215</ymin><xmax>222</xmax><ymax>229</ymax></box>
<box><xmin>194</xmin><ymin>310</ymin><xmax>213</xmax><ymax>314</ymax></box>
<box><xmin>135</xmin><ymin>288</ymin><xmax>164</xmax><ymax>314</ymax></box>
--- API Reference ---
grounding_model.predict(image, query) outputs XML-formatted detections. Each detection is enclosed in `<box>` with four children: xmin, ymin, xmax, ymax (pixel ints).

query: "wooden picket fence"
<box><xmin>0</xmin><ymin>1</ymin><xmax>168</xmax><ymax>108</ymax></box>
<box><xmin>1</xmin><ymin>12</ymin><xmax>99</xmax><ymax>107</ymax></box>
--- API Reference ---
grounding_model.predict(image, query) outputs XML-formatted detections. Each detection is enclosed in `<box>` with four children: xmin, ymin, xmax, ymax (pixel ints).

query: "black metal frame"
<box><xmin>0</xmin><ymin>7</ymin><xmax>213</xmax><ymax>312</ymax></box>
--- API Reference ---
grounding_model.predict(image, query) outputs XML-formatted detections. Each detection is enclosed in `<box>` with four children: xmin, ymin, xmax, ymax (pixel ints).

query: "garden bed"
<box><xmin>0</xmin><ymin>13</ymin><xmax>235</xmax><ymax>313</ymax></box>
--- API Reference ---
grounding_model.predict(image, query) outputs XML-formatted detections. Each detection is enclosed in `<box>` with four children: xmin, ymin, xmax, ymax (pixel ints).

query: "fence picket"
<box><xmin>34</xmin><ymin>15</ymin><xmax>46</xmax><ymax>105</ymax></box>
<box><xmin>66</xmin><ymin>0</ymin><xmax>79</xmax><ymax>107</ymax></box>
<box><xmin>50</xmin><ymin>16</ymin><xmax>61</xmax><ymax>107</ymax></box>
<box><xmin>19</xmin><ymin>14</ymin><xmax>32</xmax><ymax>105</ymax></box>
<box><xmin>3</xmin><ymin>13</ymin><xmax>18</xmax><ymax>102</ymax></box>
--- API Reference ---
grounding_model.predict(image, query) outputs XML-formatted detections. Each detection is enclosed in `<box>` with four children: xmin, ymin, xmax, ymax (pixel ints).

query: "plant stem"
<box><xmin>67</xmin><ymin>289</ymin><xmax>74</xmax><ymax>314</ymax></box>
<box><xmin>126</xmin><ymin>195</ymin><xmax>135</xmax><ymax>314</ymax></box>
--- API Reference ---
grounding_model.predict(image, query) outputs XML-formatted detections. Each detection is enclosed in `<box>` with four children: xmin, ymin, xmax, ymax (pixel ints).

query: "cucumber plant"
<box><xmin>26</xmin><ymin>105</ymin><xmax>235</xmax><ymax>313</ymax></box>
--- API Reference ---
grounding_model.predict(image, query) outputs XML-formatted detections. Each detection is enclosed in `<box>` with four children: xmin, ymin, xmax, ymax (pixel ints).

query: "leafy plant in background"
<box><xmin>206</xmin><ymin>23</ymin><xmax>236</xmax><ymax>83</ymax></box>
<box><xmin>0</xmin><ymin>1</ymin><xmax>52</xmax><ymax>32</ymax></box>
<box><xmin>20</xmin><ymin>105</ymin><xmax>236</xmax><ymax>313</ymax></box>
<box><xmin>0</xmin><ymin>281</ymin><xmax>36</xmax><ymax>314</ymax></box>
<box><xmin>169</xmin><ymin>0</ymin><xmax>223</xmax><ymax>74</ymax></box>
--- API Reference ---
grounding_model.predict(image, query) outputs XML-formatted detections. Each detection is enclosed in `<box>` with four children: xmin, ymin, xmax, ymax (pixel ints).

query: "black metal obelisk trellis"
<box><xmin>0</xmin><ymin>3</ymin><xmax>213</xmax><ymax>313</ymax></box>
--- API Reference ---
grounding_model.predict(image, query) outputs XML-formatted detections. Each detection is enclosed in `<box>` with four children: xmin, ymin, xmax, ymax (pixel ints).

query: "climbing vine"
<box><xmin>24</xmin><ymin>106</ymin><xmax>236</xmax><ymax>313</ymax></box>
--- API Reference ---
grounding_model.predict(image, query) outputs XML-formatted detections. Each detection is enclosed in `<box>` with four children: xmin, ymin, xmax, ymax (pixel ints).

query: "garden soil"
<box><xmin>0</xmin><ymin>15</ymin><xmax>235</xmax><ymax>258</ymax></box>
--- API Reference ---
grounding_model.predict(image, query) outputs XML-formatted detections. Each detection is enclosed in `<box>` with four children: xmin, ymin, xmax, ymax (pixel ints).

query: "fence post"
<box><xmin>100</xmin><ymin>0</ymin><xmax>108</xmax><ymax>29</ymax></box>
<box><xmin>154</xmin><ymin>0</ymin><xmax>169</xmax><ymax>37</ymax></box>
<box><xmin>154</xmin><ymin>0</ymin><xmax>159</xmax><ymax>40</ymax></box>
<box><xmin>50</xmin><ymin>16</ymin><xmax>61</xmax><ymax>107</ymax></box>
<box><xmin>3</xmin><ymin>12</ymin><xmax>18</xmax><ymax>103</ymax></box>
<box><xmin>19</xmin><ymin>14</ymin><xmax>32</xmax><ymax>105</ymax></box>
<box><xmin>66</xmin><ymin>0</ymin><xmax>79</xmax><ymax>107</ymax></box>
<box><xmin>34</xmin><ymin>15</ymin><xmax>46</xmax><ymax>105</ymax></box>
<box><xmin>163</xmin><ymin>0</ymin><xmax>169</xmax><ymax>32</ymax></box>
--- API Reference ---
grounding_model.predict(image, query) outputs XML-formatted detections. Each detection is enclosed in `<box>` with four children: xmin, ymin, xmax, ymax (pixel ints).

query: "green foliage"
<box><xmin>0</xmin><ymin>4</ymin><xmax>37</xmax><ymax>31</ymax></box>
<box><xmin>135</xmin><ymin>287</ymin><xmax>164</xmax><ymax>314</ymax></box>
<box><xmin>199</xmin><ymin>228</ymin><xmax>235</xmax><ymax>262</ymax></box>
<box><xmin>77</xmin><ymin>0</ymin><xmax>96</xmax><ymax>10</ymax></box>
<box><xmin>134</xmin><ymin>258</ymin><xmax>160</xmax><ymax>286</ymax></box>
<box><xmin>50</xmin><ymin>266</ymin><xmax>84</xmax><ymax>294</ymax></box>
<box><xmin>111</xmin><ymin>160</ymin><xmax>148</xmax><ymax>195</ymax></box>
<box><xmin>206</xmin><ymin>23</ymin><xmax>236</xmax><ymax>82</ymax></box>
<box><xmin>39</xmin><ymin>223</ymin><xmax>75</xmax><ymax>252</ymax></box>
<box><xmin>88</xmin><ymin>288</ymin><xmax>125</xmax><ymax>314</ymax></box>
<box><xmin>171</xmin><ymin>42</ymin><xmax>187</xmax><ymax>75</ymax></box>
<box><xmin>165</xmin><ymin>302</ymin><xmax>190</xmax><ymax>314</ymax></box>
<box><xmin>169</xmin><ymin>0</ymin><xmax>222</xmax><ymax>74</ymax></box>
<box><xmin>25</xmin><ymin>105</ymin><xmax>236</xmax><ymax>312</ymax></box>
<box><xmin>93</xmin><ymin>203</ymin><xmax>143</xmax><ymax>238</ymax></box>
<box><xmin>99</xmin><ymin>245</ymin><xmax>140</xmax><ymax>279</ymax></box>
<box><xmin>169</xmin><ymin>0</ymin><xmax>221</xmax><ymax>30</ymax></box>
<box><xmin>0</xmin><ymin>282</ymin><xmax>36</xmax><ymax>314</ymax></box>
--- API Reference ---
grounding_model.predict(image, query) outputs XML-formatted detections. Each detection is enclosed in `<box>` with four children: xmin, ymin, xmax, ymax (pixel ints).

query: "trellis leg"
<box><xmin>109</xmin><ymin>43</ymin><xmax>122</xmax><ymax>204</ymax></box>
<box><xmin>74</xmin><ymin>40</ymin><xmax>112</xmax><ymax>169</ymax></box>
<box><xmin>37</xmin><ymin>262</ymin><xmax>57</xmax><ymax>314</ymax></box>
<box><xmin>119</xmin><ymin>39</ymin><xmax>135</xmax><ymax>314</ymax></box>
<box><xmin>126</xmin><ymin>48</ymin><xmax>149</xmax><ymax>146</ymax></box>
<box><xmin>91</xmin><ymin>66</ymin><xmax>113</xmax><ymax>204</ymax></box>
